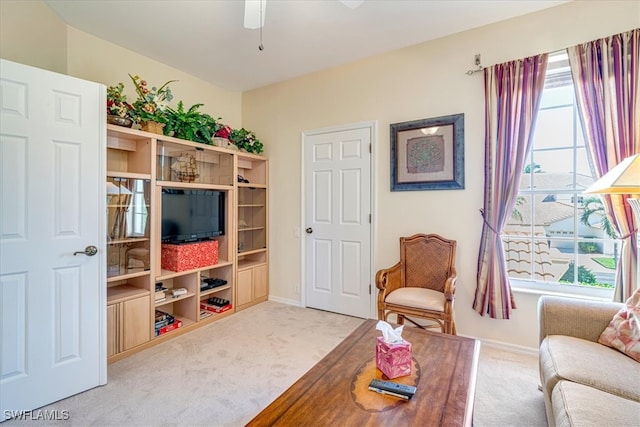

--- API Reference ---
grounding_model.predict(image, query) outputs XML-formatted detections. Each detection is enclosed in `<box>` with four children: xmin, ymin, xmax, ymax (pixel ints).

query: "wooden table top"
<box><xmin>246</xmin><ymin>318</ymin><xmax>480</xmax><ymax>427</ymax></box>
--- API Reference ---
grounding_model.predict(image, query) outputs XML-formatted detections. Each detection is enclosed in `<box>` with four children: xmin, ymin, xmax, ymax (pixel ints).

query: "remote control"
<box><xmin>368</xmin><ymin>379</ymin><xmax>416</xmax><ymax>400</ymax></box>
<box><xmin>172</xmin><ymin>288</ymin><xmax>187</xmax><ymax>297</ymax></box>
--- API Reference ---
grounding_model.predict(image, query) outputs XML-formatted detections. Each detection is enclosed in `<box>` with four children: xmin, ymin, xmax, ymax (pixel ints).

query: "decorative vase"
<box><xmin>212</xmin><ymin>137</ymin><xmax>238</xmax><ymax>150</ymax></box>
<box><xmin>141</xmin><ymin>120</ymin><xmax>165</xmax><ymax>135</ymax></box>
<box><xmin>107</xmin><ymin>115</ymin><xmax>133</xmax><ymax>128</ymax></box>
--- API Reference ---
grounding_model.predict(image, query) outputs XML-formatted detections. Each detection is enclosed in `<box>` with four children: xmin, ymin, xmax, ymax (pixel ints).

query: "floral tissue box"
<box><xmin>161</xmin><ymin>240</ymin><xmax>218</xmax><ymax>272</ymax></box>
<box><xmin>375</xmin><ymin>336</ymin><xmax>412</xmax><ymax>379</ymax></box>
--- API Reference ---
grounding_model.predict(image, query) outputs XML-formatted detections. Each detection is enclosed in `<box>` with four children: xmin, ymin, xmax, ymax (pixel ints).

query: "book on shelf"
<box><xmin>200</xmin><ymin>310</ymin><xmax>213</xmax><ymax>319</ymax></box>
<box><xmin>155</xmin><ymin>316</ymin><xmax>176</xmax><ymax>329</ymax></box>
<box><xmin>200</xmin><ymin>302</ymin><xmax>233</xmax><ymax>314</ymax></box>
<box><xmin>155</xmin><ymin>310</ymin><xmax>174</xmax><ymax>328</ymax></box>
<box><xmin>155</xmin><ymin>309</ymin><xmax>174</xmax><ymax>321</ymax></box>
<box><xmin>155</xmin><ymin>319</ymin><xmax>183</xmax><ymax>336</ymax></box>
<box><xmin>155</xmin><ymin>283</ymin><xmax>167</xmax><ymax>299</ymax></box>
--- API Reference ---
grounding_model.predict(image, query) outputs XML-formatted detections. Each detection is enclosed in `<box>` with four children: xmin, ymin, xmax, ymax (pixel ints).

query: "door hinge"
<box><xmin>369</xmin><ymin>284</ymin><xmax>372</xmax><ymax>295</ymax></box>
<box><xmin>369</xmin><ymin>213</ymin><xmax>371</xmax><ymax>223</ymax></box>
<box><xmin>369</xmin><ymin>143</ymin><xmax>372</xmax><ymax>153</ymax></box>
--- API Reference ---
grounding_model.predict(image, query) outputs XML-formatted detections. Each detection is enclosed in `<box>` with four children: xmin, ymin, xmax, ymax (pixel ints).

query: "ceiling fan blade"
<box><xmin>244</xmin><ymin>0</ymin><xmax>267</xmax><ymax>29</ymax></box>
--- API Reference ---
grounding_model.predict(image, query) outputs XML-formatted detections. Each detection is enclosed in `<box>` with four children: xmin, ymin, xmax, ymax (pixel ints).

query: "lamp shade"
<box><xmin>583</xmin><ymin>154</ymin><xmax>640</xmax><ymax>194</ymax></box>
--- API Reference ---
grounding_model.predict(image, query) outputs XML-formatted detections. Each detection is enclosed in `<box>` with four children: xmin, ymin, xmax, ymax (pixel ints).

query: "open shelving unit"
<box><xmin>105</xmin><ymin>124</ymin><xmax>268</xmax><ymax>362</ymax></box>
<box><xmin>236</xmin><ymin>152</ymin><xmax>269</xmax><ymax>311</ymax></box>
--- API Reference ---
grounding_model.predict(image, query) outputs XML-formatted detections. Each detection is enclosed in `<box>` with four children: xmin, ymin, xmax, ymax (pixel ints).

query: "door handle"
<box><xmin>306</xmin><ymin>227</ymin><xmax>313</xmax><ymax>234</ymax></box>
<box><xmin>74</xmin><ymin>245</ymin><xmax>98</xmax><ymax>256</ymax></box>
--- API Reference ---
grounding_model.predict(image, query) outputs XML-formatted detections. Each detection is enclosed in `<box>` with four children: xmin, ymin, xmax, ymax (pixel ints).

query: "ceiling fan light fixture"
<box><xmin>339</xmin><ymin>0</ymin><xmax>365</xmax><ymax>9</ymax></box>
<box><xmin>244</xmin><ymin>0</ymin><xmax>267</xmax><ymax>29</ymax></box>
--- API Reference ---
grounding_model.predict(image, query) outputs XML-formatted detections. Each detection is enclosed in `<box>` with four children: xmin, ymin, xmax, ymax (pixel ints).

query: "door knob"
<box><xmin>306</xmin><ymin>227</ymin><xmax>313</xmax><ymax>234</ymax></box>
<box><xmin>74</xmin><ymin>245</ymin><xmax>98</xmax><ymax>256</ymax></box>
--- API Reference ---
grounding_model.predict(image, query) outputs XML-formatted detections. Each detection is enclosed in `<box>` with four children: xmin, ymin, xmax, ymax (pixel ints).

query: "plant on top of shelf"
<box><xmin>107</xmin><ymin>83</ymin><xmax>134</xmax><ymax>118</ymax></box>
<box><xmin>229</xmin><ymin>128</ymin><xmax>264</xmax><ymax>154</ymax></box>
<box><xmin>128</xmin><ymin>74</ymin><xmax>177</xmax><ymax>130</ymax></box>
<box><xmin>164</xmin><ymin>101</ymin><xmax>220</xmax><ymax>144</ymax></box>
<box><xmin>106</xmin><ymin>83</ymin><xmax>134</xmax><ymax>127</ymax></box>
<box><xmin>214</xmin><ymin>123</ymin><xmax>232</xmax><ymax>139</ymax></box>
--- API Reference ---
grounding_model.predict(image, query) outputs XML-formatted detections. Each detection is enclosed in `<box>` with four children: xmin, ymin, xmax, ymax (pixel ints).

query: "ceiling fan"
<box><xmin>243</xmin><ymin>0</ymin><xmax>365</xmax><ymax>29</ymax></box>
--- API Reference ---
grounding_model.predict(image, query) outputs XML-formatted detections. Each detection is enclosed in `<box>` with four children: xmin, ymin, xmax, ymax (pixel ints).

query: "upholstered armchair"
<box><xmin>375</xmin><ymin>233</ymin><xmax>457</xmax><ymax>334</ymax></box>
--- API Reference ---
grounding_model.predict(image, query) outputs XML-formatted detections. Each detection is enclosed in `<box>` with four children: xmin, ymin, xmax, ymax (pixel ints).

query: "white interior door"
<box><xmin>0</xmin><ymin>59</ymin><xmax>106</xmax><ymax>419</ymax></box>
<box><xmin>303</xmin><ymin>123</ymin><xmax>373</xmax><ymax>318</ymax></box>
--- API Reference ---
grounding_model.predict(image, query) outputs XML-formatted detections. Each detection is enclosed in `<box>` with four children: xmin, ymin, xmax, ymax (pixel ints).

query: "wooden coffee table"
<box><xmin>247</xmin><ymin>318</ymin><xmax>480</xmax><ymax>426</ymax></box>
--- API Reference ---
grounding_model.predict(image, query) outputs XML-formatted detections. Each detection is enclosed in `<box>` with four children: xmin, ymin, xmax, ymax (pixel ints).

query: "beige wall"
<box><xmin>0</xmin><ymin>1</ymin><xmax>241</xmax><ymax>127</ymax></box>
<box><xmin>242</xmin><ymin>1</ymin><xmax>640</xmax><ymax>350</ymax></box>
<box><xmin>0</xmin><ymin>0</ymin><xmax>67</xmax><ymax>74</ymax></box>
<box><xmin>66</xmin><ymin>28</ymin><xmax>242</xmax><ymax>128</ymax></box>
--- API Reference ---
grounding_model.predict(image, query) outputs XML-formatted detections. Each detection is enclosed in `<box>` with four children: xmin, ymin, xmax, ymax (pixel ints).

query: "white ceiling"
<box><xmin>44</xmin><ymin>0</ymin><xmax>569</xmax><ymax>92</ymax></box>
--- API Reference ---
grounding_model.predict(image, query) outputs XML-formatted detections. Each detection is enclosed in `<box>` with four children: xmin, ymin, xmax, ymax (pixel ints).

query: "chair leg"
<box><xmin>444</xmin><ymin>319</ymin><xmax>457</xmax><ymax>335</ymax></box>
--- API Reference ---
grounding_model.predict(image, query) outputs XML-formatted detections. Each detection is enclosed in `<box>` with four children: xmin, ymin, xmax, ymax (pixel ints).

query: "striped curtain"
<box><xmin>567</xmin><ymin>28</ymin><xmax>639</xmax><ymax>301</ymax></box>
<box><xmin>473</xmin><ymin>55</ymin><xmax>548</xmax><ymax>319</ymax></box>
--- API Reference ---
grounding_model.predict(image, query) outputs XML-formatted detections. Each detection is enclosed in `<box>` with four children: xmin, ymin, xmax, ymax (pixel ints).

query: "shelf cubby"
<box><xmin>237</xmin><ymin>187</ymin><xmax>267</xmax><ymax>253</ymax></box>
<box><xmin>156</xmin><ymin>138</ymin><xmax>234</xmax><ymax>186</ymax></box>
<box><xmin>107</xmin><ymin>125</ymin><xmax>152</xmax><ymax>175</ymax></box>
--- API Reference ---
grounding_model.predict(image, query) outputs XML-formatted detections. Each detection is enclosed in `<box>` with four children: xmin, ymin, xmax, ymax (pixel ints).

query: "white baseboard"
<box><xmin>459</xmin><ymin>334</ymin><xmax>538</xmax><ymax>357</ymax></box>
<box><xmin>268</xmin><ymin>295</ymin><xmax>303</xmax><ymax>307</ymax></box>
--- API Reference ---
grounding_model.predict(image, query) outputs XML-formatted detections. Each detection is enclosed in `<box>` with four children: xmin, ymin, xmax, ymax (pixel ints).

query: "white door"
<box><xmin>0</xmin><ymin>59</ymin><xmax>106</xmax><ymax>419</ymax></box>
<box><xmin>303</xmin><ymin>123</ymin><xmax>373</xmax><ymax>318</ymax></box>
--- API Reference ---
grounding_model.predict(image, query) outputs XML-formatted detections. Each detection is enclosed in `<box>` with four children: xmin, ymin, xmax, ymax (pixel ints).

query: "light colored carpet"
<box><xmin>3</xmin><ymin>301</ymin><xmax>547</xmax><ymax>426</ymax></box>
<box><xmin>474</xmin><ymin>345</ymin><xmax>547</xmax><ymax>427</ymax></box>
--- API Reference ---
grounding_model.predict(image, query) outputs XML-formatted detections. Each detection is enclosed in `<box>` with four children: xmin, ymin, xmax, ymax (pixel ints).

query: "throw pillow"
<box><xmin>598</xmin><ymin>288</ymin><xmax>640</xmax><ymax>362</ymax></box>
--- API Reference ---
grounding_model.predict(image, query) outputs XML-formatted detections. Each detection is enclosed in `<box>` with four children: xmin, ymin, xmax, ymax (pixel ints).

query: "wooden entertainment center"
<box><xmin>106</xmin><ymin>124</ymin><xmax>268</xmax><ymax>363</ymax></box>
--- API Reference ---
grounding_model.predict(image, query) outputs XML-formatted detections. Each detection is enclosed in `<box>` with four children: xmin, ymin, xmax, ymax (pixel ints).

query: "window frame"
<box><xmin>506</xmin><ymin>50</ymin><xmax>616</xmax><ymax>301</ymax></box>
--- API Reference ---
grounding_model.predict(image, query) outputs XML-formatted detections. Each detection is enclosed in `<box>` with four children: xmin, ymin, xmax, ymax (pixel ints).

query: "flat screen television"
<box><xmin>161</xmin><ymin>189</ymin><xmax>225</xmax><ymax>243</ymax></box>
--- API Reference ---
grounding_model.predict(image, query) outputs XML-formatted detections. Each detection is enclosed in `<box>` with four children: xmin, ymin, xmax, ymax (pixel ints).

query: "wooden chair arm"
<box><xmin>443</xmin><ymin>275</ymin><xmax>457</xmax><ymax>301</ymax></box>
<box><xmin>375</xmin><ymin>262</ymin><xmax>402</xmax><ymax>293</ymax></box>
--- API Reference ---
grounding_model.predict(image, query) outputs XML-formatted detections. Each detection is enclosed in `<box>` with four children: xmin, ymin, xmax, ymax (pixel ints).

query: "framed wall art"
<box><xmin>390</xmin><ymin>113</ymin><xmax>465</xmax><ymax>191</ymax></box>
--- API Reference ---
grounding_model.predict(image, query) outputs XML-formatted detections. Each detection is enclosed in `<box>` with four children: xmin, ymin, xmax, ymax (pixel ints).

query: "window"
<box><xmin>126</xmin><ymin>178</ymin><xmax>149</xmax><ymax>237</ymax></box>
<box><xmin>504</xmin><ymin>52</ymin><xmax>618</xmax><ymax>297</ymax></box>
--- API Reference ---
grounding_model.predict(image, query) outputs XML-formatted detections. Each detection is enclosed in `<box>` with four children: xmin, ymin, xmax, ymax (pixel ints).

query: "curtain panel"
<box><xmin>567</xmin><ymin>28</ymin><xmax>639</xmax><ymax>301</ymax></box>
<box><xmin>473</xmin><ymin>55</ymin><xmax>548</xmax><ymax>319</ymax></box>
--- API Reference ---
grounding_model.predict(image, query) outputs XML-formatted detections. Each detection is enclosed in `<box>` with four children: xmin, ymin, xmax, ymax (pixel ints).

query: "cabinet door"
<box><xmin>106</xmin><ymin>304</ymin><xmax>117</xmax><ymax>358</ymax></box>
<box><xmin>237</xmin><ymin>269</ymin><xmax>253</xmax><ymax>307</ymax></box>
<box><xmin>122</xmin><ymin>296</ymin><xmax>150</xmax><ymax>351</ymax></box>
<box><xmin>253</xmin><ymin>264</ymin><xmax>268</xmax><ymax>300</ymax></box>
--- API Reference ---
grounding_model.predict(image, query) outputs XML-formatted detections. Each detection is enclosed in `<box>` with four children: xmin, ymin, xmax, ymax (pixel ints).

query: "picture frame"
<box><xmin>390</xmin><ymin>113</ymin><xmax>464</xmax><ymax>191</ymax></box>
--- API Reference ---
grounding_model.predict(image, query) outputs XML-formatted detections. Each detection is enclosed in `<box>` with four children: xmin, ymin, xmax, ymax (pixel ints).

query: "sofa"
<box><xmin>538</xmin><ymin>295</ymin><xmax>640</xmax><ymax>427</ymax></box>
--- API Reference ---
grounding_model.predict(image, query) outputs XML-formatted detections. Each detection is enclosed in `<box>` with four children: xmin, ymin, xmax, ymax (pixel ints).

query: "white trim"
<box><xmin>300</xmin><ymin>121</ymin><xmax>377</xmax><ymax>318</ymax></box>
<box><xmin>511</xmin><ymin>279</ymin><xmax>614</xmax><ymax>301</ymax></box>
<box><xmin>302</xmin><ymin>120</ymin><xmax>378</xmax><ymax>137</ymax></box>
<box><xmin>458</xmin><ymin>334</ymin><xmax>538</xmax><ymax>358</ymax></box>
<box><xmin>97</xmin><ymin>84</ymin><xmax>108</xmax><ymax>386</ymax></box>
<box><xmin>370</xmin><ymin>121</ymin><xmax>378</xmax><ymax>319</ymax></box>
<box><xmin>268</xmin><ymin>294</ymin><xmax>303</xmax><ymax>307</ymax></box>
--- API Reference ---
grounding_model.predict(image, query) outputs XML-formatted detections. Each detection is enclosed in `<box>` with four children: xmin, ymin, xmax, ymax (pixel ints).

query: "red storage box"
<box><xmin>375</xmin><ymin>336</ymin><xmax>412</xmax><ymax>379</ymax></box>
<box><xmin>161</xmin><ymin>240</ymin><xmax>218</xmax><ymax>272</ymax></box>
<box><xmin>200</xmin><ymin>302</ymin><xmax>233</xmax><ymax>314</ymax></box>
